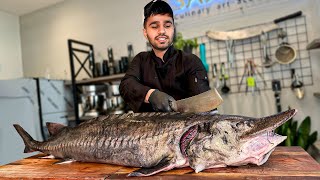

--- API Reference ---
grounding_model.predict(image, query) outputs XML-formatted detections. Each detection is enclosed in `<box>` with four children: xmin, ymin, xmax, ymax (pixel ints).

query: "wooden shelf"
<box><xmin>65</xmin><ymin>73</ymin><xmax>125</xmax><ymax>85</ymax></box>
<box><xmin>307</xmin><ymin>38</ymin><xmax>320</xmax><ymax>50</ymax></box>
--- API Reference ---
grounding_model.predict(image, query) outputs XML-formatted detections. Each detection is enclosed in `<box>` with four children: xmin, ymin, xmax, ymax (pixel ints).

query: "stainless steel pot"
<box><xmin>82</xmin><ymin>85</ymin><xmax>109</xmax><ymax>95</ymax></box>
<box><xmin>82</xmin><ymin>94</ymin><xmax>105</xmax><ymax>112</ymax></box>
<box><xmin>109</xmin><ymin>84</ymin><xmax>120</xmax><ymax>96</ymax></box>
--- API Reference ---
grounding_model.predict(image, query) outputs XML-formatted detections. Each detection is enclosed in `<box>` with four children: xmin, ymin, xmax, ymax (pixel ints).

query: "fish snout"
<box><xmin>241</xmin><ymin>109</ymin><xmax>297</xmax><ymax>139</ymax></box>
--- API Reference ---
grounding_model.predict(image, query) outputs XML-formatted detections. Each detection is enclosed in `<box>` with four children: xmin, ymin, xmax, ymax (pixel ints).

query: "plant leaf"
<box><xmin>307</xmin><ymin>131</ymin><xmax>318</xmax><ymax>149</ymax></box>
<box><xmin>281</xmin><ymin>121</ymin><xmax>289</xmax><ymax>136</ymax></box>
<box><xmin>285</xmin><ymin>128</ymin><xmax>292</xmax><ymax>146</ymax></box>
<box><xmin>292</xmin><ymin>121</ymin><xmax>298</xmax><ymax>144</ymax></box>
<box><xmin>298</xmin><ymin>116</ymin><xmax>311</xmax><ymax>137</ymax></box>
<box><xmin>297</xmin><ymin>135</ymin><xmax>307</xmax><ymax>150</ymax></box>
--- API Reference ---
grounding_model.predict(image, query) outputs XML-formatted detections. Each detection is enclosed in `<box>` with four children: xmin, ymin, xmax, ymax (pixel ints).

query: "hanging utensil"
<box><xmin>200</xmin><ymin>43</ymin><xmax>209</xmax><ymax>72</ymax></box>
<box><xmin>275</xmin><ymin>29</ymin><xmax>297</xmax><ymax>64</ymax></box>
<box><xmin>225</xmin><ymin>38</ymin><xmax>235</xmax><ymax>67</ymax></box>
<box><xmin>291</xmin><ymin>69</ymin><xmax>304</xmax><ymax>99</ymax></box>
<box><xmin>246</xmin><ymin>60</ymin><xmax>259</xmax><ymax>95</ymax></box>
<box><xmin>220</xmin><ymin>62</ymin><xmax>230</xmax><ymax>94</ymax></box>
<box><xmin>238</xmin><ymin>60</ymin><xmax>248</xmax><ymax>92</ymax></box>
<box><xmin>239</xmin><ymin>59</ymin><xmax>266</xmax><ymax>93</ymax></box>
<box><xmin>212</xmin><ymin>63</ymin><xmax>220</xmax><ymax>89</ymax></box>
<box><xmin>272</xmin><ymin>80</ymin><xmax>282</xmax><ymax>113</ymax></box>
<box><xmin>260</xmin><ymin>31</ymin><xmax>274</xmax><ymax>67</ymax></box>
<box><xmin>250</xmin><ymin>59</ymin><xmax>267</xmax><ymax>87</ymax></box>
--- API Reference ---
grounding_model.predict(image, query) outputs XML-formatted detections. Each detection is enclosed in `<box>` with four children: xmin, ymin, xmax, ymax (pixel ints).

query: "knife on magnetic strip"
<box><xmin>171</xmin><ymin>88</ymin><xmax>223</xmax><ymax>113</ymax></box>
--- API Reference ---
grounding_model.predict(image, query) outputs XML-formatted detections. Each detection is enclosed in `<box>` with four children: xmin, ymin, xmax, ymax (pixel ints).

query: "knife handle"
<box><xmin>274</xmin><ymin>11</ymin><xmax>302</xmax><ymax>24</ymax></box>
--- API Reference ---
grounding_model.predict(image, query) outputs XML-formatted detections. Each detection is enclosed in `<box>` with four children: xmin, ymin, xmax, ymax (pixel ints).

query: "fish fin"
<box><xmin>46</xmin><ymin>122</ymin><xmax>66</xmax><ymax>136</ymax></box>
<box><xmin>13</xmin><ymin>124</ymin><xmax>35</xmax><ymax>153</ymax></box>
<box><xmin>54</xmin><ymin>158</ymin><xmax>75</xmax><ymax>164</ymax></box>
<box><xmin>40</xmin><ymin>155</ymin><xmax>55</xmax><ymax>159</ymax></box>
<box><xmin>198</xmin><ymin>109</ymin><xmax>218</xmax><ymax>115</ymax></box>
<box><xmin>194</xmin><ymin>164</ymin><xmax>205</xmax><ymax>173</ymax></box>
<box><xmin>24</xmin><ymin>146</ymin><xmax>35</xmax><ymax>153</ymax></box>
<box><xmin>128</xmin><ymin>157</ymin><xmax>175</xmax><ymax>177</ymax></box>
<box><xmin>209</xmin><ymin>109</ymin><xmax>218</xmax><ymax>115</ymax></box>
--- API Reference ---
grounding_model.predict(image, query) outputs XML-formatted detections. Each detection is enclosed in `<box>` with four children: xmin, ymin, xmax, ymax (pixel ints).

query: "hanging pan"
<box><xmin>275</xmin><ymin>29</ymin><xmax>297</xmax><ymax>64</ymax></box>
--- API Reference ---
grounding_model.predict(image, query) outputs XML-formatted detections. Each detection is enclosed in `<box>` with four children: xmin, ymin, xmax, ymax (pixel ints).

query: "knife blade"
<box><xmin>171</xmin><ymin>88</ymin><xmax>223</xmax><ymax>113</ymax></box>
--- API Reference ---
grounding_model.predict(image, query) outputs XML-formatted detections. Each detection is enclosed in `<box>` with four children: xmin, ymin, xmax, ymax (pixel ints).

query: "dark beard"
<box><xmin>147</xmin><ymin>34</ymin><xmax>172</xmax><ymax>51</ymax></box>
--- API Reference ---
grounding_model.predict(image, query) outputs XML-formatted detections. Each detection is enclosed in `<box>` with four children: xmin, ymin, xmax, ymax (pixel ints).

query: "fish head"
<box><xmin>186</xmin><ymin>109</ymin><xmax>297</xmax><ymax>173</ymax></box>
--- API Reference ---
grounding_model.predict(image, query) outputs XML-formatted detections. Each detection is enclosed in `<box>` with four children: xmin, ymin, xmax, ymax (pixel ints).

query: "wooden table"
<box><xmin>0</xmin><ymin>147</ymin><xmax>319</xmax><ymax>179</ymax></box>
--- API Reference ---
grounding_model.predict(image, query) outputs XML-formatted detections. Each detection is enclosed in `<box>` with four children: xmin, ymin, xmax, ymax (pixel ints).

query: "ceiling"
<box><xmin>0</xmin><ymin>0</ymin><xmax>66</xmax><ymax>16</ymax></box>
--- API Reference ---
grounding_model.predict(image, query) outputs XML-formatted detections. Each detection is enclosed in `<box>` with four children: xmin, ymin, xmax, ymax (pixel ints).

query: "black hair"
<box><xmin>143</xmin><ymin>0</ymin><xmax>174</xmax><ymax>28</ymax></box>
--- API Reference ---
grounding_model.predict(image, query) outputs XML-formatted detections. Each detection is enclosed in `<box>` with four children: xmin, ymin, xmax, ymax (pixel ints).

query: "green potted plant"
<box><xmin>174</xmin><ymin>32</ymin><xmax>198</xmax><ymax>53</ymax></box>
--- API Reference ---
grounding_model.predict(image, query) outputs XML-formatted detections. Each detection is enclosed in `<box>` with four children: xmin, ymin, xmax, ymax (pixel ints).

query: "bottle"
<box><xmin>107</xmin><ymin>47</ymin><xmax>115</xmax><ymax>75</ymax></box>
<box><xmin>102</xmin><ymin>60</ymin><xmax>109</xmax><ymax>76</ymax></box>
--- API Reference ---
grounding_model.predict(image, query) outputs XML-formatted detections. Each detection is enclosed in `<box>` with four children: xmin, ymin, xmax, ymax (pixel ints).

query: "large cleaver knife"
<box><xmin>171</xmin><ymin>88</ymin><xmax>223</xmax><ymax>113</ymax></box>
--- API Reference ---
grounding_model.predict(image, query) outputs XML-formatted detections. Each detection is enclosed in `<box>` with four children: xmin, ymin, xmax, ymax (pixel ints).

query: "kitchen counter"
<box><xmin>0</xmin><ymin>146</ymin><xmax>319</xmax><ymax>179</ymax></box>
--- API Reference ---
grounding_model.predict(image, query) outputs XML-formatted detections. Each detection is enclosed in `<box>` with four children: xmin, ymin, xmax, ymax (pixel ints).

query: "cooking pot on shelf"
<box><xmin>80</xmin><ymin>94</ymin><xmax>105</xmax><ymax>117</ymax></box>
<box><xmin>105</xmin><ymin>95</ymin><xmax>125</xmax><ymax>114</ymax></box>
<box><xmin>79</xmin><ymin>84</ymin><xmax>125</xmax><ymax>117</ymax></box>
<box><xmin>80</xmin><ymin>85</ymin><xmax>109</xmax><ymax>118</ymax></box>
<box><xmin>107</xmin><ymin>84</ymin><xmax>120</xmax><ymax>96</ymax></box>
<box><xmin>82</xmin><ymin>84</ymin><xmax>109</xmax><ymax>95</ymax></box>
<box><xmin>82</xmin><ymin>94</ymin><xmax>105</xmax><ymax>111</ymax></box>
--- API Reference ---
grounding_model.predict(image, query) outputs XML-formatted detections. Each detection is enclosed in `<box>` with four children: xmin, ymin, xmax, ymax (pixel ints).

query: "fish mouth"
<box><xmin>241</xmin><ymin>109</ymin><xmax>297</xmax><ymax>139</ymax></box>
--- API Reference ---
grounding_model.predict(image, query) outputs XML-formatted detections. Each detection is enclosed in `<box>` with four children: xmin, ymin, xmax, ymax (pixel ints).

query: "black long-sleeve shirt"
<box><xmin>119</xmin><ymin>46</ymin><xmax>210</xmax><ymax>112</ymax></box>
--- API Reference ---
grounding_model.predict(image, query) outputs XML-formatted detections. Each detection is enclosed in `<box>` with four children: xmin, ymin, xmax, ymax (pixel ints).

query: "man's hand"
<box><xmin>148</xmin><ymin>90</ymin><xmax>175</xmax><ymax>112</ymax></box>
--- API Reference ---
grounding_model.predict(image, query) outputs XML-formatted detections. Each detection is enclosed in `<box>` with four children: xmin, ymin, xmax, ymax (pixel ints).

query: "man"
<box><xmin>119</xmin><ymin>0</ymin><xmax>210</xmax><ymax>112</ymax></box>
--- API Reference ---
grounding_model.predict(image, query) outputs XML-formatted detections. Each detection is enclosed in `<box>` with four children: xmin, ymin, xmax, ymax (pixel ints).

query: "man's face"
<box><xmin>143</xmin><ymin>14</ymin><xmax>174</xmax><ymax>52</ymax></box>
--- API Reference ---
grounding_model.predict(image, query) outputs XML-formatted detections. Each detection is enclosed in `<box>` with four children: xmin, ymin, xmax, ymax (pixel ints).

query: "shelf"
<box><xmin>307</xmin><ymin>38</ymin><xmax>320</xmax><ymax>50</ymax></box>
<box><xmin>65</xmin><ymin>73</ymin><xmax>125</xmax><ymax>85</ymax></box>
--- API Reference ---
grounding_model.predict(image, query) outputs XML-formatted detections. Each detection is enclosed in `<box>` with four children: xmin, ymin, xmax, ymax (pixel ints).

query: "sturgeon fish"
<box><xmin>14</xmin><ymin>109</ymin><xmax>297</xmax><ymax>176</ymax></box>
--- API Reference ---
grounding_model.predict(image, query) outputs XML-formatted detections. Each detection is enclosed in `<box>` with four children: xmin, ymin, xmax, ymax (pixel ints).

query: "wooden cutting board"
<box><xmin>0</xmin><ymin>146</ymin><xmax>319</xmax><ymax>179</ymax></box>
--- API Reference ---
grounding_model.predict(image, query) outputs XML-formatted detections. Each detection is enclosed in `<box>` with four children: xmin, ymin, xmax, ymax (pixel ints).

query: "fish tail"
<box><xmin>13</xmin><ymin>124</ymin><xmax>37</xmax><ymax>153</ymax></box>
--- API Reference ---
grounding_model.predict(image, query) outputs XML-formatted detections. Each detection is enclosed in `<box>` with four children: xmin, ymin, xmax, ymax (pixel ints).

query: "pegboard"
<box><xmin>194</xmin><ymin>15</ymin><xmax>313</xmax><ymax>94</ymax></box>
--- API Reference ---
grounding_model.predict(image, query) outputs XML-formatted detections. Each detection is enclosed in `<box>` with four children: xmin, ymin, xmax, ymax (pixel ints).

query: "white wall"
<box><xmin>20</xmin><ymin>0</ymin><xmax>149</xmax><ymax>80</ymax></box>
<box><xmin>0</xmin><ymin>11</ymin><xmax>23</xmax><ymax>79</ymax></box>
